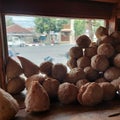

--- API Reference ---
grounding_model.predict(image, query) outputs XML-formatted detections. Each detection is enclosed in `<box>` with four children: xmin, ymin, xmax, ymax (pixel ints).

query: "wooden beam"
<box><xmin>0</xmin><ymin>13</ymin><xmax>8</xmax><ymax>90</ymax></box>
<box><xmin>0</xmin><ymin>1</ymin><xmax>114</xmax><ymax>19</ymax></box>
<box><xmin>91</xmin><ymin>0</ymin><xmax>119</xmax><ymax>3</ymax></box>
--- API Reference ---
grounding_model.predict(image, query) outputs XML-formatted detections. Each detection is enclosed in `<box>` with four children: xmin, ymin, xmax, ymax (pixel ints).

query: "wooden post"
<box><xmin>0</xmin><ymin>13</ymin><xmax>8</xmax><ymax>90</ymax></box>
<box><xmin>106</xmin><ymin>4</ymin><xmax>117</xmax><ymax>34</ymax></box>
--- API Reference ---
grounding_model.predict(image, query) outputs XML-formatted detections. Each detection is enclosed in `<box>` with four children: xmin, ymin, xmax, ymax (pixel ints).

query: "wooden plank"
<box><xmin>0</xmin><ymin>13</ymin><xmax>8</xmax><ymax>90</ymax></box>
<box><xmin>0</xmin><ymin>1</ymin><xmax>114</xmax><ymax>19</ymax></box>
<box><xmin>14</xmin><ymin>94</ymin><xmax>120</xmax><ymax>120</ymax></box>
<box><xmin>91</xmin><ymin>0</ymin><xmax>119</xmax><ymax>3</ymax></box>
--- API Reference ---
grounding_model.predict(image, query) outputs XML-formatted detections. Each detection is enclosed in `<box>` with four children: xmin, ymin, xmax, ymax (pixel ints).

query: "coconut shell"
<box><xmin>77</xmin><ymin>82</ymin><xmax>103</xmax><ymax>106</ymax></box>
<box><xmin>111</xmin><ymin>77</ymin><xmax>120</xmax><ymax>90</ymax></box>
<box><xmin>113</xmin><ymin>53</ymin><xmax>120</xmax><ymax>68</ymax></box>
<box><xmin>52</xmin><ymin>63</ymin><xmax>67</xmax><ymax>83</ymax></box>
<box><xmin>7</xmin><ymin>76</ymin><xmax>25</xmax><ymax>95</ymax></box>
<box><xmin>110</xmin><ymin>31</ymin><xmax>120</xmax><ymax>44</ymax></box>
<box><xmin>0</xmin><ymin>88</ymin><xmax>19</xmax><ymax>120</ymax></box>
<box><xmin>76</xmin><ymin>35</ymin><xmax>91</xmax><ymax>48</ymax></box>
<box><xmin>84</xmin><ymin>47</ymin><xmax>97</xmax><ymax>58</ymax></box>
<box><xmin>25</xmin><ymin>73</ymin><xmax>46</xmax><ymax>90</ymax></box>
<box><xmin>97</xmin><ymin>43</ymin><xmax>115</xmax><ymax>58</ymax></box>
<box><xmin>91</xmin><ymin>55</ymin><xmax>109</xmax><ymax>72</ymax></box>
<box><xmin>89</xmin><ymin>42</ymin><xmax>98</xmax><ymax>47</ymax></box>
<box><xmin>42</xmin><ymin>77</ymin><xmax>60</xmax><ymax>98</ymax></box>
<box><xmin>39</xmin><ymin>61</ymin><xmax>53</xmax><ymax>76</ymax></box>
<box><xmin>6</xmin><ymin>57</ymin><xmax>23</xmax><ymax>80</ymax></box>
<box><xmin>98</xmin><ymin>36</ymin><xmax>114</xmax><ymax>46</ymax></box>
<box><xmin>17</xmin><ymin>56</ymin><xmax>40</xmax><ymax>78</ymax></box>
<box><xmin>95</xmin><ymin>77</ymin><xmax>107</xmax><ymax>83</ymax></box>
<box><xmin>25</xmin><ymin>81</ymin><xmax>50</xmax><ymax>112</ymax></box>
<box><xmin>77</xmin><ymin>56</ymin><xmax>91</xmax><ymax>69</ymax></box>
<box><xmin>76</xmin><ymin>79</ymin><xmax>89</xmax><ymax>89</ymax></box>
<box><xmin>64</xmin><ymin>68</ymin><xmax>86</xmax><ymax>84</ymax></box>
<box><xmin>69</xmin><ymin>46</ymin><xmax>83</xmax><ymax>59</ymax></box>
<box><xmin>58</xmin><ymin>82</ymin><xmax>78</xmax><ymax>104</ymax></box>
<box><xmin>84</xmin><ymin>66</ymin><xmax>99</xmax><ymax>82</ymax></box>
<box><xmin>99</xmin><ymin>82</ymin><xmax>116</xmax><ymax>101</ymax></box>
<box><xmin>115</xmin><ymin>44</ymin><xmax>120</xmax><ymax>53</ymax></box>
<box><xmin>95</xmin><ymin>26</ymin><xmax>108</xmax><ymax>40</ymax></box>
<box><xmin>104</xmin><ymin>67</ymin><xmax>120</xmax><ymax>82</ymax></box>
<box><xmin>67</xmin><ymin>57</ymin><xmax>77</xmax><ymax>69</ymax></box>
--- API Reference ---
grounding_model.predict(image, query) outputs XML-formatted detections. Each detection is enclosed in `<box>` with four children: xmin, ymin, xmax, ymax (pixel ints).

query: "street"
<box><xmin>11</xmin><ymin>44</ymin><xmax>75</xmax><ymax>66</ymax></box>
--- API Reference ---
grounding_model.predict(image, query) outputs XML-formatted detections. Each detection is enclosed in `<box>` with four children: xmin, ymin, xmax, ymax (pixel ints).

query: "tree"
<box><xmin>74</xmin><ymin>19</ymin><xmax>86</xmax><ymax>37</ymax></box>
<box><xmin>5</xmin><ymin>16</ymin><xmax>14</xmax><ymax>26</ymax></box>
<box><xmin>92</xmin><ymin>19</ymin><xmax>105</xmax><ymax>33</ymax></box>
<box><xmin>34</xmin><ymin>17</ymin><xmax>69</xmax><ymax>33</ymax></box>
<box><xmin>74</xmin><ymin>19</ymin><xmax>105</xmax><ymax>40</ymax></box>
<box><xmin>34</xmin><ymin>16</ymin><xmax>105</xmax><ymax>41</ymax></box>
<box><xmin>85</xmin><ymin>19</ymin><xmax>93</xmax><ymax>40</ymax></box>
<box><xmin>55</xmin><ymin>19</ymin><xmax>70</xmax><ymax>32</ymax></box>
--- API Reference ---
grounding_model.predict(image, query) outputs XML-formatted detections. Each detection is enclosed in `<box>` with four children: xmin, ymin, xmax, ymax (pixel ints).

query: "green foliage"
<box><xmin>5</xmin><ymin>16</ymin><xmax>14</xmax><ymax>26</ymax></box>
<box><xmin>56</xmin><ymin>19</ymin><xmax>70</xmax><ymax>32</ymax></box>
<box><xmin>92</xmin><ymin>19</ymin><xmax>105</xmax><ymax>32</ymax></box>
<box><xmin>34</xmin><ymin>17</ymin><xmax>70</xmax><ymax>33</ymax></box>
<box><xmin>34</xmin><ymin>16</ymin><xmax>105</xmax><ymax>39</ymax></box>
<box><xmin>74</xmin><ymin>19</ymin><xmax>86</xmax><ymax>37</ymax></box>
<box><xmin>74</xmin><ymin>19</ymin><xmax>105</xmax><ymax>38</ymax></box>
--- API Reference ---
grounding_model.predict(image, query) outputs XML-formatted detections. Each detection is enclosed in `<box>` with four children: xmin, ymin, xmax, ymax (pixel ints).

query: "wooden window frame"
<box><xmin>0</xmin><ymin>1</ymin><xmax>117</xmax><ymax>89</ymax></box>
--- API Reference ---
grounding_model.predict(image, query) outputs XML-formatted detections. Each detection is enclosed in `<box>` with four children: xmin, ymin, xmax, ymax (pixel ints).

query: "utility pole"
<box><xmin>85</xmin><ymin>19</ymin><xmax>94</xmax><ymax>40</ymax></box>
<box><xmin>70</xmin><ymin>19</ymin><xmax>75</xmax><ymax>44</ymax></box>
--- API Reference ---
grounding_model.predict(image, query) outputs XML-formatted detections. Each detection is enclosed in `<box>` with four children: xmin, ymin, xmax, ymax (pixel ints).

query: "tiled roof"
<box><xmin>26</xmin><ymin>27</ymin><xmax>35</xmax><ymax>32</ymax></box>
<box><xmin>7</xmin><ymin>24</ymin><xmax>32</xmax><ymax>34</ymax></box>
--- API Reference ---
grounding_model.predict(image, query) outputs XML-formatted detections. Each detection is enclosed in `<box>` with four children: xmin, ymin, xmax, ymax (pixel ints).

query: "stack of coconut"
<box><xmin>63</xmin><ymin>26</ymin><xmax>120</xmax><ymax>106</ymax></box>
<box><xmin>3</xmin><ymin>26</ymin><xmax>120</xmax><ymax>116</ymax></box>
<box><xmin>66</xmin><ymin>26</ymin><xmax>120</xmax><ymax>88</ymax></box>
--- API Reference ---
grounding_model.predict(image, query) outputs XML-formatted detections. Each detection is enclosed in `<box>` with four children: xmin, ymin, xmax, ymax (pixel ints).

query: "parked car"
<box><xmin>25</xmin><ymin>43</ymin><xmax>40</xmax><ymax>47</ymax></box>
<box><xmin>8</xmin><ymin>39</ymin><xmax>26</xmax><ymax>47</ymax></box>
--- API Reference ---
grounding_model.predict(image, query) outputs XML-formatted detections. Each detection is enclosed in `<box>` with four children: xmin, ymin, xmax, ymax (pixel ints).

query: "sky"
<box><xmin>8</xmin><ymin>15</ymin><xmax>35</xmax><ymax>28</ymax></box>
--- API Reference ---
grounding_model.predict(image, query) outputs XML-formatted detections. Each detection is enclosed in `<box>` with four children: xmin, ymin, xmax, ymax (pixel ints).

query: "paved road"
<box><xmin>11</xmin><ymin>44</ymin><xmax>75</xmax><ymax>66</ymax></box>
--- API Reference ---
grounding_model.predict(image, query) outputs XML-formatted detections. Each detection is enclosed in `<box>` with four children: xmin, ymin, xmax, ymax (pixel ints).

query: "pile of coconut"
<box><xmin>3</xmin><ymin>26</ymin><xmax>120</xmax><ymax>116</ymax></box>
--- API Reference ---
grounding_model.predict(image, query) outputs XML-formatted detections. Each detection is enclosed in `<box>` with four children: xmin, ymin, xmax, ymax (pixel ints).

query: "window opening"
<box><xmin>5</xmin><ymin>15</ymin><xmax>105</xmax><ymax>66</ymax></box>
